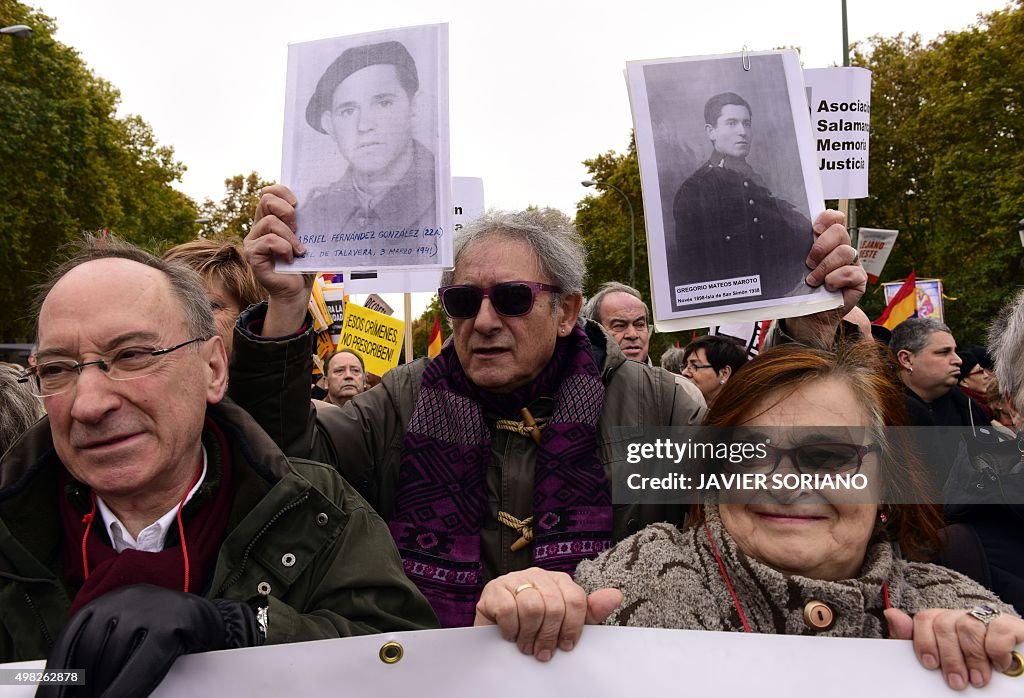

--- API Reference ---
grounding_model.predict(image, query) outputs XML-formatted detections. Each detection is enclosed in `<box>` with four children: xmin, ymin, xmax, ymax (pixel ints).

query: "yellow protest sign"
<box><xmin>338</xmin><ymin>303</ymin><xmax>405</xmax><ymax>376</ymax></box>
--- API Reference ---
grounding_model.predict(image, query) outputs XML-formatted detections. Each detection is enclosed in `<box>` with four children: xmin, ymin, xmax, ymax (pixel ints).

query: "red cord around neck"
<box><xmin>704</xmin><ymin>523</ymin><xmax>891</xmax><ymax>634</ymax></box>
<box><xmin>81</xmin><ymin>460</ymin><xmax>204</xmax><ymax>592</ymax></box>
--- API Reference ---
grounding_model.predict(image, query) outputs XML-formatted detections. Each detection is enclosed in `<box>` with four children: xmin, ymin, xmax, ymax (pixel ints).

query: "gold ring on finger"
<box><xmin>513</xmin><ymin>582</ymin><xmax>537</xmax><ymax>597</ymax></box>
<box><xmin>1005</xmin><ymin>650</ymin><xmax>1023</xmax><ymax>678</ymax></box>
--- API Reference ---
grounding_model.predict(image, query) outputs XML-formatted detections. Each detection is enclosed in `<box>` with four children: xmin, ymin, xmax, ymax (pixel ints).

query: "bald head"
<box><xmin>34</xmin><ymin>252</ymin><xmax>228</xmax><ymax>518</ymax></box>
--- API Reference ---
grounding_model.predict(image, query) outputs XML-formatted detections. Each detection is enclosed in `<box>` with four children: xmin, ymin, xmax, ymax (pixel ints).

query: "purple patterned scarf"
<box><xmin>389</xmin><ymin>324</ymin><xmax>611</xmax><ymax>626</ymax></box>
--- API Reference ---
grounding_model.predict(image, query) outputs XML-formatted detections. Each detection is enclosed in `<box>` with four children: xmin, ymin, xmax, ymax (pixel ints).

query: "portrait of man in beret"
<box><xmin>298</xmin><ymin>39</ymin><xmax>437</xmax><ymax>238</ymax></box>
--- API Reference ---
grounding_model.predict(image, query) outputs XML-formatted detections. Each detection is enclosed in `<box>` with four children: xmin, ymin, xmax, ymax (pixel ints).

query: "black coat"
<box><xmin>669</xmin><ymin>158</ymin><xmax>813</xmax><ymax>310</ymax></box>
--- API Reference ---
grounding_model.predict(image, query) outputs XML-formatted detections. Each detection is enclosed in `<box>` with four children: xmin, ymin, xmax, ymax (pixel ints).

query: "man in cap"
<box><xmin>299</xmin><ymin>40</ymin><xmax>436</xmax><ymax>237</ymax></box>
<box><xmin>1</xmin><ymin>236</ymin><xmax>435</xmax><ymax>695</ymax></box>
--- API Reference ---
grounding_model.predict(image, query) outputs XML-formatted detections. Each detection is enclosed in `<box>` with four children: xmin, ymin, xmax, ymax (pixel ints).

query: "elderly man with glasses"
<box><xmin>232</xmin><ymin>185</ymin><xmax>863</xmax><ymax>630</ymax></box>
<box><xmin>1</xmin><ymin>236</ymin><xmax>435</xmax><ymax>696</ymax></box>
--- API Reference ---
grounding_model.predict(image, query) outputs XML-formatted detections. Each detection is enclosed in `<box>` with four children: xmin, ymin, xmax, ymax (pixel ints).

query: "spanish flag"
<box><xmin>428</xmin><ymin>314</ymin><xmax>443</xmax><ymax>358</ymax></box>
<box><xmin>875</xmin><ymin>270</ymin><xmax>918</xmax><ymax>330</ymax></box>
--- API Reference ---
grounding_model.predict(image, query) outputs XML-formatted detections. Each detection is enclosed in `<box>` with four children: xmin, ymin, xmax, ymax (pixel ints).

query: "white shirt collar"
<box><xmin>96</xmin><ymin>446</ymin><xmax>208</xmax><ymax>553</ymax></box>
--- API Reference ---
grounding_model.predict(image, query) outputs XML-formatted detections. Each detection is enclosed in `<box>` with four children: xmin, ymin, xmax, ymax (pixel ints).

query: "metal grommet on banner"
<box><xmin>379</xmin><ymin>641</ymin><xmax>404</xmax><ymax>664</ymax></box>
<box><xmin>1004</xmin><ymin>651</ymin><xmax>1023</xmax><ymax>678</ymax></box>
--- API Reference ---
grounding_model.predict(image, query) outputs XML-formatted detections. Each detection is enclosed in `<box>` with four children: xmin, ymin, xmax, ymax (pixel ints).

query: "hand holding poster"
<box><xmin>627</xmin><ymin>50</ymin><xmax>841</xmax><ymax>331</ymax></box>
<box><xmin>279</xmin><ymin>24</ymin><xmax>452</xmax><ymax>273</ymax></box>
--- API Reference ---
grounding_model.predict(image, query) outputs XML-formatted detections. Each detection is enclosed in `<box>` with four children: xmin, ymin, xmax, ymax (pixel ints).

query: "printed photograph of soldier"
<box><xmin>636</xmin><ymin>53</ymin><xmax>819</xmax><ymax>314</ymax></box>
<box><xmin>298</xmin><ymin>38</ymin><xmax>436</xmax><ymax>237</ymax></box>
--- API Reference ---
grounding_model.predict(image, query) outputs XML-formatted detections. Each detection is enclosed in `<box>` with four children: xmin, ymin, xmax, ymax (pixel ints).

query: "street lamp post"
<box><xmin>194</xmin><ymin>217</ymin><xmax>212</xmax><ymax>239</ymax></box>
<box><xmin>0</xmin><ymin>25</ymin><xmax>32</xmax><ymax>38</ymax></box>
<box><xmin>582</xmin><ymin>179</ymin><xmax>636</xmax><ymax>289</ymax></box>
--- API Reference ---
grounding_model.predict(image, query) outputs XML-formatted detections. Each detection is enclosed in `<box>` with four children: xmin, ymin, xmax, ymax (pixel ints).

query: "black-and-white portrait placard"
<box><xmin>279</xmin><ymin>24</ymin><xmax>451</xmax><ymax>273</ymax></box>
<box><xmin>627</xmin><ymin>50</ymin><xmax>840</xmax><ymax>330</ymax></box>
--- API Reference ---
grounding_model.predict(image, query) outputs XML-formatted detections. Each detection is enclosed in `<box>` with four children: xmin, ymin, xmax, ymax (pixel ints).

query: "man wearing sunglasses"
<box><xmin>231</xmin><ymin>184</ymin><xmax>863</xmax><ymax>631</ymax></box>
<box><xmin>0</xmin><ymin>236</ymin><xmax>436</xmax><ymax>695</ymax></box>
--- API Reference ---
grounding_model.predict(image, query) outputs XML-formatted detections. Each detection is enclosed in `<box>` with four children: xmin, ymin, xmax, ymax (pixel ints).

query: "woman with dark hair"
<box><xmin>680</xmin><ymin>334</ymin><xmax>748</xmax><ymax>404</ymax></box>
<box><xmin>476</xmin><ymin>343</ymin><xmax>1023</xmax><ymax>689</ymax></box>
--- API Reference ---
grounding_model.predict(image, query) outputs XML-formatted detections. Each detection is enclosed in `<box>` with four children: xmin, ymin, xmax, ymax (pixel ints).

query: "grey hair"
<box><xmin>660</xmin><ymin>346</ymin><xmax>687</xmax><ymax>375</ymax></box>
<box><xmin>0</xmin><ymin>363</ymin><xmax>45</xmax><ymax>455</ymax></box>
<box><xmin>889</xmin><ymin>317</ymin><xmax>952</xmax><ymax>356</ymax></box>
<box><xmin>34</xmin><ymin>232</ymin><xmax>216</xmax><ymax>342</ymax></box>
<box><xmin>989</xmin><ymin>288</ymin><xmax>1024</xmax><ymax>414</ymax></box>
<box><xmin>440</xmin><ymin>209</ymin><xmax>586</xmax><ymax>297</ymax></box>
<box><xmin>582</xmin><ymin>282</ymin><xmax>648</xmax><ymax>324</ymax></box>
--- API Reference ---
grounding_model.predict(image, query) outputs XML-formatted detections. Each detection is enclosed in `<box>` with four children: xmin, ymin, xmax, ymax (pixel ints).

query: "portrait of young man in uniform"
<box><xmin>628</xmin><ymin>51</ymin><xmax>828</xmax><ymax>325</ymax></box>
<box><xmin>669</xmin><ymin>91</ymin><xmax>812</xmax><ymax>307</ymax></box>
<box><xmin>299</xmin><ymin>39</ymin><xmax>436</xmax><ymax>238</ymax></box>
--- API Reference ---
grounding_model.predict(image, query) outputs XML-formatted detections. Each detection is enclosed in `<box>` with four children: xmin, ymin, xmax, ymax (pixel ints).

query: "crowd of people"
<box><xmin>0</xmin><ymin>189</ymin><xmax>1022</xmax><ymax>695</ymax></box>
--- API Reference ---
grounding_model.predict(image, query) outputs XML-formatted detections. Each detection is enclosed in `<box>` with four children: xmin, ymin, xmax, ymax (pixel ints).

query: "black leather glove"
<box><xmin>38</xmin><ymin>584</ymin><xmax>264</xmax><ymax>698</ymax></box>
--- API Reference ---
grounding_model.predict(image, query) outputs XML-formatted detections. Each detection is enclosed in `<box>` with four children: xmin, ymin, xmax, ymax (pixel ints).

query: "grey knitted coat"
<box><xmin>575</xmin><ymin>504</ymin><xmax>1017</xmax><ymax>637</ymax></box>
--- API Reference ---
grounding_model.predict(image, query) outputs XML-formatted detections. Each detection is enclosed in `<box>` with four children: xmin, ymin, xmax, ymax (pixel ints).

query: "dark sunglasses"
<box><xmin>734</xmin><ymin>442</ymin><xmax>880</xmax><ymax>475</ymax></box>
<box><xmin>438</xmin><ymin>282</ymin><xmax>561</xmax><ymax>319</ymax></box>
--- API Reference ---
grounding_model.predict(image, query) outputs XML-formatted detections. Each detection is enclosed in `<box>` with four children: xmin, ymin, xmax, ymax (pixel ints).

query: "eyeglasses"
<box><xmin>732</xmin><ymin>442</ymin><xmax>880</xmax><ymax>475</ymax></box>
<box><xmin>21</xmin><ymin>337</ymin><xmax>209</xmax><ymax>397</ymax></box>
<box><xmin>684</xmin><ymin>361</ymin><xmax>714</xmax><ymax>372</ymax></box>
<box><xmin>438</xmin><ymin>282</ymin><xmax>561</xmax><ymax>319</ymax></box>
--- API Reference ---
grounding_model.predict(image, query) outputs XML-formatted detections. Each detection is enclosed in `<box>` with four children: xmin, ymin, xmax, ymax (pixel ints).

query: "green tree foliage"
<box><xmin>852</xmin><ymin>2</ymin><xmax>1024</xmax><ymax>344</ymax></box>
<box><xmin>576</xmin><ymin>135</ymin><xmax>648</xmax><ymax>299</ymax></box>
<box><xmin>197</xmin><ymin>172</ymin><xmax>271</xmax><ymax>241</ymax></box>
<box><xmin>410</xmin><ymin>295</ymin><xmax>450</xmax><ymax>359</ymax></box>
<box><xmin>0</xmin><ymin>1</ymin><xmax>196</xmax><ymax>340</ymax></box>
<box><xmin>576</xmin><ymin>134</ymin><xmax>690</xmax><ymax>359</ymax></box>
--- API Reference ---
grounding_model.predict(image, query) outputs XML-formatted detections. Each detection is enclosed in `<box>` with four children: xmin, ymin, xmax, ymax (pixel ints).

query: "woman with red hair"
<box><xmin>476</xmin><ymin>342</ymin><xmax>1023</xmax><ymax>689</ymax></box>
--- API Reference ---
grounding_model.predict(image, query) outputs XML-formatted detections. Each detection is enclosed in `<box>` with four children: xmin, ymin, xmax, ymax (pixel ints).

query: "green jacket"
<box><xmin>230</xmin><ymin>308</ymin><xmax>706</xmax><ymax>583</ymax></box>
<box><xmin>0</xmin><ymin>399</ymin><xmax>437</xmax><ymax>662</ymax></box>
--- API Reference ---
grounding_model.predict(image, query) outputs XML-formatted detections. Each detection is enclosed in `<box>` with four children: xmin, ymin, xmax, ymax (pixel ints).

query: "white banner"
<box><xmin>2</xmin><ymin>625</ymin><xmax>1018</xmax><ymax>697</ymax></box>
<box><xmin>857</xmin><ymin>227</ymin><xmax>899</xmax><ymax>283</ymax></box>
<box><xmin>344</xmin><ymin>176</ymin><xmax>485</xmax><ymax>294</ymax></box>
<box><xmin>804</xmin><ymin>67</ymin><xmax>872</xmax><ymax>200</ymax></box>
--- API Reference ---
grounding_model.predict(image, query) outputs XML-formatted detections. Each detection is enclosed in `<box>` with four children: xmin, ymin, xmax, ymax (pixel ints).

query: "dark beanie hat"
<box><xmin>968</xmin><ymin>345</ymin><xmax>993</xmax><ymax>370</ymax></box>
<box><xmin>957</xmin><ymin>351</ymin><xmax>979</xmax><ymax>381</ymax></box>
<box><xmin>305</xmin><ymin>40</ymin><xmax>418</xmax><ymax>134</ymax></box>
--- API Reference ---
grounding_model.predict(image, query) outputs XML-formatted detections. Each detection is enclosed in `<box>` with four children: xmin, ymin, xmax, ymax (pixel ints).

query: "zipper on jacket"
<box><xmin>218</xmin><ymin>493</ymin><xmax>310</xmax><ymax>594</ymax></box>
<box><xmin>23</xmin><ymin>592</ymin><xmax>54</xmax><ymax>649</ymax></box>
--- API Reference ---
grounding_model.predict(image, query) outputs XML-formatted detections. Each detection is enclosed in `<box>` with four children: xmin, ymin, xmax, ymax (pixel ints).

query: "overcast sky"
<box><xmin>29</xmin><ymin>0</ymin><xmax>1009</xmax><ymax>218</ymax></box>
